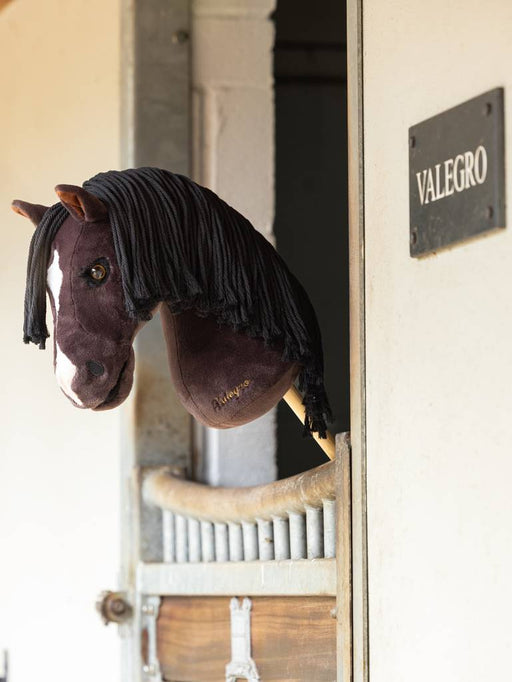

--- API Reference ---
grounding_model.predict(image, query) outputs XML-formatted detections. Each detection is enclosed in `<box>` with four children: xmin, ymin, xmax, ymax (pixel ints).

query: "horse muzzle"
<box><xmin>56</xmin><ymin>346</ymin><xmax>135</xmax><ymax>410</ymax></box>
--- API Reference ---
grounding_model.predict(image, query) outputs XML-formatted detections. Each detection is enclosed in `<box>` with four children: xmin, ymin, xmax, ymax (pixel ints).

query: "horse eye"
<box><xmin>90</xmin><ymin>264</ymin><xmax>107</xmax><ymax>281</ymax></box>
<box><xmin>81</xmin><ymin>259</ymin><xmax>110</xmax><ymax>286</ymax></box>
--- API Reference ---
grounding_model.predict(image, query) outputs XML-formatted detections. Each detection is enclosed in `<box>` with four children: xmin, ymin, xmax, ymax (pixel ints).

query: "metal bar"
<box><xmin>273</xmin><ymin>516</ymin><xmax>291</xmax><ymax>560</ymax></box>
<box><xmin>346</xmin><ymin>0</ymin><xmax>369</xmax><ymax>676</ymax></box>
<box><xmin>323</xmin><ymin>499</ymin><xmax>336</xmax><ymax>559</ymax></box>
<box><xmin>306</xmin><ymin>507</ymin><xmax>324</xmax><ymax>559</ymax></box>
<box><xmin>188</xmin><ymin>518</ymin><xmax>201</xmax><ymax>563</ymax></box>
<box><xmin>257</xmin><ymin>519</ymin><xmax>274</xmax><ymax>561</ymax></box>
<box><xmin>228</xmin><ymin>522</ymin><xmax>244</xmax><ymax>562</ymax></box>
<box><xmin>175</xmin><ymin>514</ymin><xmax>189</xmax><ymax>564</ymax></box>
<box><xmin>214</xmin><ymin>522</ymin><xmax>229</xmax><ymax>562</ymax></box>
<box><xmin>242</xmin><ymin>522</ymin><xmax>259</xmax><ymax>561</ymax></box>
<box><xmin>138</xmin><ymin>559</ymin><xmax>337</xmax><ymax>596</ymax></box>
<box><xmin>200</xmin><ymin>521</ymin><xmax>215</xmax><ymax>562</ymax></box>
<box><xmin>162</xmin><ymin>510</ymin><xmax>175</xmax><ymax>563</ymax></box>
<box><xmin>289</xmin><ymin>512</ymin><xmax>307</xmax><ymax>560</ymax></box>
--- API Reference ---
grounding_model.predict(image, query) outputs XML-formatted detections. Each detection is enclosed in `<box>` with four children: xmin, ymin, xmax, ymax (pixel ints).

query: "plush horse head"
<box><xmin>13</xmin><ymin>188</ymin><xmax>139</xmax><ymax>410</ymax></box>
<box><xmin>13</xmin><ymin>168</ymin><xmax>331</xmax><ymax>434</ymax></box>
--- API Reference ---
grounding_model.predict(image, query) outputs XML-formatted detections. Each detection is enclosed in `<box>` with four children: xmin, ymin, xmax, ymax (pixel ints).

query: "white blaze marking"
<box><xmin>47</xmin><ymin>249</ymin><xmax>83</xmax><ymax>407</ymax></box>
<box><xmin>55</xmin><ymin>343</ymin><xmax>83</xmax><ymax>407</ymax></box>
<box><xmin>47</xmin><ymin>249</ymin><xmax>63</xmax><ymax>314</ymax></box>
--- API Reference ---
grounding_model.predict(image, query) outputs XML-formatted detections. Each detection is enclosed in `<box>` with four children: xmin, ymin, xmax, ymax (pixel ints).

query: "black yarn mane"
<box><xmin>24</xmin><ymin>168</ymin><xmax>332</xmax><ymax>436</ymax></box>
<box><xmin>23</xmin><ymin>202</ymin><xmax>68</xmax><ymax>348</ymax></box>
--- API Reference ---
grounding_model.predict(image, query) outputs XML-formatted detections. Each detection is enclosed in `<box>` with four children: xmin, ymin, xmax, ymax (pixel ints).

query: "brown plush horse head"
<box><xmin>13</xmin><ymin>187</ymin><xmax>139</xmax><ymax>410</ymax></box>
<box><xmin>13</xmin><ymin>169</ymin><xmax>331</xmax><ymax>434</ymax></box>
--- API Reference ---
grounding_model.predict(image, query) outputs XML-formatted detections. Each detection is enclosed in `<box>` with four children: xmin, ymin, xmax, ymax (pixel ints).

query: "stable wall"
<box><xmin>190</xmin><ymin>0</ymin><xmax>278</xmax><ymax>486</ymax></box>
<box><xmin>363</xmin><ymin>1</ymin><xmax>512</xmax><ymax>680</ymax></box>
<box><xmin>0</xmin><ymin>1</ymin><xmax>121</xmax><ymax>680</ymax></box>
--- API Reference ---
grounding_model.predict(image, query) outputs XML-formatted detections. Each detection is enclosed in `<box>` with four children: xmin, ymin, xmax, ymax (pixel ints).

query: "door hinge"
<box><xmin>226</xmin><ymin>597</ymin><xmax>260</xmax><ymax>682</ymax></box>
<box><xmin>142</xmin><ymin>596</ymin><xmax>162</xmax><ymax>682</ymax></box>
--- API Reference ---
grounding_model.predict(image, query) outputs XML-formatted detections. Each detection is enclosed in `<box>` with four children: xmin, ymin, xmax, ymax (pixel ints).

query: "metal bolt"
<box><xmin>171</xmin><ymin>29</ymin><xmax>189</xmax><ymax>44</ymax></box>
<box><xmin>486</xmin><ymin>206</ymin><xmax>494</xmax><ymax>219</ymax></box>
<box><xmin>410</xmin><ymin>227</ymin><xmax>418</xmax><ymax>247</ymax></box>
<box><xmin>330</xmin><ymin>607</ymin><xmax>337</xmax><ymax>619</ymax></box>
<box><xmin>111</xmin><ymin>599</ymin><xmax>126</xmax><ymax>615</ymax></box>
<box><xmin>410</xmin><ymin>135</ymin><xmax>416</xmax><ymax>149</ymax></box>
<box><xmin>143</xmin><ymin>664</ymin><xmax>156</xmax><ymax>675</ymax></box>
<box><xmin>142</xmin><ymin>604</ymin><xmax>155</xmax><ymax>615</ymax></box>
<box><xmin>96</xmin><ymin>591</ymin><xmax>132</xmax><ymax>625</ymax></box>
<box><xmin>484</xmin><ymin>102</ymin><xmax>492</xmax><ymax>116</ymax></box>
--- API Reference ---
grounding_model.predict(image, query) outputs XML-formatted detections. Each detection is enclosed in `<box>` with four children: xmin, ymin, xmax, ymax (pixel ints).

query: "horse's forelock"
<box><xmin>23</xmin><ymin>203</ymin><xmax>68</xmax><ymax>349</ymax></box>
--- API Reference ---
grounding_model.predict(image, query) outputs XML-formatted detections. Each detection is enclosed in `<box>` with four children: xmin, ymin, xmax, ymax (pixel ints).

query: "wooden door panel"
<box><xmin>157</xmin><ymin>596</ymin><xmax>336</xmax><ymax>681</ymax></box>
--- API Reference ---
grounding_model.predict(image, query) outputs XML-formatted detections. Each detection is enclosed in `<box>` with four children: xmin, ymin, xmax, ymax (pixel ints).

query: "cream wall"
<box><xmin>363</xmin><ymin>1</ymin><xmax>512</xmax><ymax>680</ymax></box>
<box><xmin>0</xmin><ymin>1</ymin><xmax>121</xmax><ymax>680</ymax></box>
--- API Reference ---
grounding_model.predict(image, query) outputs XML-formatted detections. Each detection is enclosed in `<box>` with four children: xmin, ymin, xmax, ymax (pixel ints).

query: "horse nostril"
<box><xmin>86</xmin><ymin>360</ymin><xmax>105</xmax><ymax>377</ymax></box>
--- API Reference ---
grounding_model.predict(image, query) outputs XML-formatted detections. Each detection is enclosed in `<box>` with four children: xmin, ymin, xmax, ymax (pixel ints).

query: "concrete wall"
<box><xmin>363</xmin><ymin>1</ymin><xmax>512</xmax><ymax>679</ymax></box>
<box><xmin>191</xmin><ymin>0</ymin><xmax>278</xmax><ymax>486</ymax></box>
<box><xmin>0</xmin><ymin>1</ymin><xmax>121</xmax><ymax>680</ymax></box>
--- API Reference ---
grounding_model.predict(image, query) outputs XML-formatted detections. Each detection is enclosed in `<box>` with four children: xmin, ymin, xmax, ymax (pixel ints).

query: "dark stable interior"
<box><xmin>274</xmin><ymin>0</ymin><xmax>349</xmax><ymax>477</ymax></box>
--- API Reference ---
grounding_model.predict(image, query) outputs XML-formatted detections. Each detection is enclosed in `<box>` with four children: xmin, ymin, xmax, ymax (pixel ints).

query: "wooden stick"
<box><xmin>283</xmin><ymin>385</ymin><xmax>336</xmax><ymax>460</ymax></box>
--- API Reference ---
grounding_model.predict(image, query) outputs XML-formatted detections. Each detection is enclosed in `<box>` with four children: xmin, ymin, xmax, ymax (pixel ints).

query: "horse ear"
<box><xmin>55</xmin><ymin>184</ymin><xmax>108</xmax><ymax>223</ymax></box>
<box><xmin>11</xmin><ymin>200</ymin><xmax>49</xmax><ymax>227</ymax></box>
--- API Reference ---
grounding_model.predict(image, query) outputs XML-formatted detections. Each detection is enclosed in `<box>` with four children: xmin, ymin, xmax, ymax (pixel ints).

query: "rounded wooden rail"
<box><xmin>143</xmin><ymin>461</ymin><xmax>336</xmax><ymax>524</ymax></box>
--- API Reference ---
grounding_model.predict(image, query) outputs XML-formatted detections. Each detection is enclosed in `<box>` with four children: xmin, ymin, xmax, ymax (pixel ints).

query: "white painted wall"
<box><xmin>0</xmin><ymin>1</ymin><xmax>121</xmax><ymax>680</ymax></box>
<box><xmin>363</xmin><ymin>1</ymin><xmax>512</xmax><ymax>680</ymax></box>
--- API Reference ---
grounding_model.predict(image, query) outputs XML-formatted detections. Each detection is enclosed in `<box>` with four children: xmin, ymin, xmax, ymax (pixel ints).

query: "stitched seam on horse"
<box><xmin>171</xmin><ymin>308</ymin><xmax>212</xmax><ymax>424</ymax></box>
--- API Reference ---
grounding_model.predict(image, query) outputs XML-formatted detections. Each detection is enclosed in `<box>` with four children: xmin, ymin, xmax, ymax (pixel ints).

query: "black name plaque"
<box><xmin>409</xmin><ymin>88</ymin><xmax>505</xmax><ymax>257</ymax></box>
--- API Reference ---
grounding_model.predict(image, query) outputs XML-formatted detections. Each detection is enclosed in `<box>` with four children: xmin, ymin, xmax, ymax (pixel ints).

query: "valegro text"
<box><xmin>416</xmin><ymin>145</ymin><xmax>488</xmax><ymax>205</ymax></box>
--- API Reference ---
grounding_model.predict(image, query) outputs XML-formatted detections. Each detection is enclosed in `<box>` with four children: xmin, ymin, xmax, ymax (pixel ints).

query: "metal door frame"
<box><xmin>117</xmin><ymin>1</ymin><xmax>369</xmax><ymax>680</ymax></box>
<box><xmin>345</xmin><ymin>1</ymin><xmax>369</xmax><ymax>681</ymax></box>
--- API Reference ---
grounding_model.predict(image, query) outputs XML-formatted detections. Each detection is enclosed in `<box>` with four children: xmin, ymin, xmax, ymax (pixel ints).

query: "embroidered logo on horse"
<box><xmin>212</xmin><ymin>380</ymin><xmax>252</xmax><ymax>411</ymax></box>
